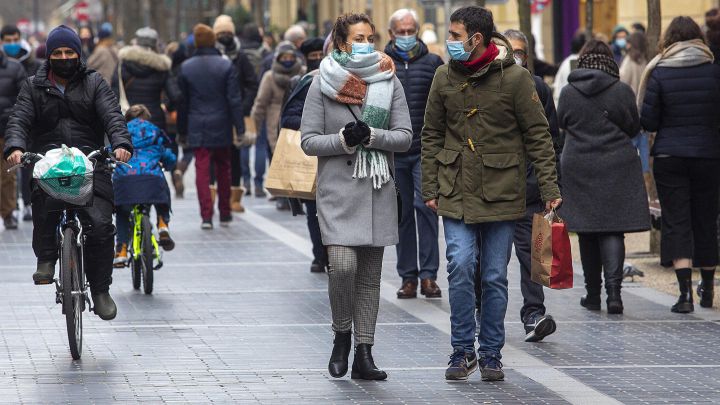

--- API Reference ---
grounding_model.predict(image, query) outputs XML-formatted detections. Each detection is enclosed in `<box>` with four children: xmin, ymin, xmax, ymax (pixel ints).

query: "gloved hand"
<box><xmin>343</xmin><ymin>120</ymin><xmax>371</xmax><ymax>147</ymax></box>
<box><xmin>342</xmin><ymin>121</ymin><xmax>363</xmax><ymax>147</ymax></box>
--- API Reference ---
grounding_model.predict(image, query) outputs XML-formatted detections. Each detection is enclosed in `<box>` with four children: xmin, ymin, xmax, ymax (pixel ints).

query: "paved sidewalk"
<box><xmin>1</xmin><ymin>190</ymin><xmax>720</xmax><ymax>404</ymax></box>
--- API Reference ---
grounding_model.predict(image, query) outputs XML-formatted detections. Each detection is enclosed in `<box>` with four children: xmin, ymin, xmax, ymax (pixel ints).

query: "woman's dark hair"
<box><xmin>570</xmin><ymin>31</ymin><xmax>587</xmax><ymax>54</ymax></box>
<box><xmin>661</xmin><ymin>16</ymin><xmax>705</xmax><ymax>50</ymax></box>
<box><xmin>450</xmin><ymin>6</ymin><xmax>494</xmax><ymax>46</ymax></box>
<box><xmin>705</xmin><ymin>10</ymin><xmax>720</xmax><ymax>47</ymax></box>
<box><xmin>331</xmin><ymin>13</ymin><xmax>375</xmax><ymax>51</ymax></box>
<box><xmin>626</xmin><ymin>32</ymin><xmax>648</xmax><ymax>63</ymax></box>
<box><xmin>578</xmin><ymin>39</ymin><xmax>614</xmax><ymax>59</ymax></box>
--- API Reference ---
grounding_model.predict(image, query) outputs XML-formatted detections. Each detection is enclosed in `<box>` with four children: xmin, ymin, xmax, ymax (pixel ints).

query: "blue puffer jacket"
<box><xmin>177</xmin><ymin>47</ymin><xmax>245</xmax><ymax>148</ymax></box>
<box><xmin>640</xmin><ymin>62</ymin><xmax>720</xmax><ymax>159</ymax></box>
<box><xmin>384</xmin><ymin>40</ymin><xmax>444</xmax><ymax>156</ymax></box>
<box><xmin>113</xmin><ymin>119</ymin><xmax>176</xmax><ymax>206</ymax></box>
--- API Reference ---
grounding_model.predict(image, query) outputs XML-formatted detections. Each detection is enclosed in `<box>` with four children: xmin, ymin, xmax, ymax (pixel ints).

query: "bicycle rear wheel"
<box><xmin>61</xmin><ymin>227</ymin><xmax>83</xmax><ymax>360</ymax></box>
<box><xmin>130</xmin><ymin>255</ymin><xmax>141</xmax><ymax>290</ymax></box>
<box><xmin>141</xmin><ymin>215</ymin><xmax>154</xmax><ymax>295</ymax></box>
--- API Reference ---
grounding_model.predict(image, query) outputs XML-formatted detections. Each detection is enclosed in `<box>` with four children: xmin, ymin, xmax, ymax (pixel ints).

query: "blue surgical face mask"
<box><xmin>394</xmin><ymin>35</ymin><xmax>417</xmax><ymax>51</ymax></box>
<box><xmin>615</xmin><ymin>38</ymin><xmax>627</xmax><ymax>49</ymax></box>
<box><xmin>2</xmin><ymin>43</ymin><xmax>21</xmax><ymax>57</ymax></box>
<box><xmin>350</xmin><ymin>42</ymin><xmax>375</xmax><ymax>55</ymax></box>
<box><xmin>446</xmin><ymin>35</ymin><xmax>478</xmax><ymax>61</ymax></box>
<box><xmin>280</xmin><ymin>60</ymin><xmax>295</xmax><ymax>69</ymax></box>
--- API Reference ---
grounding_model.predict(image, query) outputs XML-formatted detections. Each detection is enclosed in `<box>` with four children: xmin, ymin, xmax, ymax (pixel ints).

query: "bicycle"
<box><xmin>127</xmin><ymin>204</ymin><xmax>163</xmax><ymax>294</ymax></box>
<box><xmin>8</xmin><ymin>148</ymin><xmax>127</xmax><ymax>360</ymax></box>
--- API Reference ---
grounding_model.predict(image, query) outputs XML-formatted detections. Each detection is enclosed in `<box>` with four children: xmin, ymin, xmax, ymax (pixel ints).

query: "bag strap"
<box><xmin>117</xmin><ymin>63</ymin><xmax>130</xmax><ymax>114</ymax></box>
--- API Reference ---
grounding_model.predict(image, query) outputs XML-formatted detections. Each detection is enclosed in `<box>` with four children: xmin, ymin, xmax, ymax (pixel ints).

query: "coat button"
<box><xmin>347</xmin><ymin>160</ymin><xmax>352</xmax><ymax>166</ymax></box>
<box><xmin>603</xmin><ymin>110</ymin><xmax>609</xmax><ymax>117</ymax></box>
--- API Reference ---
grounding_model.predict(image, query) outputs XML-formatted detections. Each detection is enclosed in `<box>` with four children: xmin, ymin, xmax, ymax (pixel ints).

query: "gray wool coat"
<box><xmin>557</xmin><ymin>68</ymin><xmax>650</xmax><ymax>234</ymax></box>
<box><xmin>300</xmin><ymin>76</ymin><xmax>413</xmax><ymax>246</ymax></box>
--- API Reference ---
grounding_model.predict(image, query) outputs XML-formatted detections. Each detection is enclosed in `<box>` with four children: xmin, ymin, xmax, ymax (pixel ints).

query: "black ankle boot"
<box><xmin>698</xmin><ymin>269</ymin><xmax>715</xmax><ymax>308</ymax></box>
<box><xmin>580</xmin><ymin>294</ymin><xmax>601</xmax><ymax>310</ymax></box>
<box><xmin>672</xmin><ymin>268</ymin><xmax>694</xmax><ymax>313</ymax></box>
<box><xmin>606</xmin><ymin>286</ymin><xmax>623</xmax><ymax>314</ymax></box>
<box><xmin>350</xmin><ymin>344</ymin><xmax>387</xmax><ymax>380</ymax></box>
<box><xmin>328</xmin><ymin>331</ymin><xmax>352</xmax><ymax>378</ymax></box>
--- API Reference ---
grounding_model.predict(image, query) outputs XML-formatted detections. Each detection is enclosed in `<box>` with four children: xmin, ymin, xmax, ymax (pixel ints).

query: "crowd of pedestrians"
<box><xmin>1</xmin><ymin>4</ymin><xmax>720</xmax><ymax>385</ymax></box>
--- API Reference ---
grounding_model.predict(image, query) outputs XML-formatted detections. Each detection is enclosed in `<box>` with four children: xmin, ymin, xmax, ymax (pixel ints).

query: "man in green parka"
<box><xmin>421</xmin><ymin>6</ymin><xmax>562</xmax><ymax>382</ymax></box>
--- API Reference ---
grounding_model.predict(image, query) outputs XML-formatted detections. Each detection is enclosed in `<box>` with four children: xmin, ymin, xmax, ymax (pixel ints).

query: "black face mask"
<box><xmin>307</xmin><ymin>59</ymin><xmax>321</xmax><ymax>72</ymax></box>
<box><xmin>217</xmin><ymin>35</ymin><xmax>235</xmax><ymax>48</ymax></box>
<box><xmin>50</xmin><ymin>57</ymin><xmax>79</xmax><ymax>79</ymax></box>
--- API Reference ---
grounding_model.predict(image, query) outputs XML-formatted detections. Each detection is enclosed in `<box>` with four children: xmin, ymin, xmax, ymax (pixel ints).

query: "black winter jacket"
<box><xmin>280</xmin><ymin>70</ymin><xmax>317</xmax><ymax>131</ymax></box>
<box><xmin>385</xmin><ymin>41</ymin><xmax>443</xmax><ymax>156</ymax></box>
<box><xmin>3</xmin><ymin>60</ymin><xmax>132</xmax><ymax>157</ymax></box>
<box><xmin>526</xmin><ymin>75</ymin><xmax>561</xmax><ymax>205</ymax></box>
<box><xmin>112</xmin><ymin>45</ymin><xmax>182</xmax><ymax>131</ymax></box>
<box><xmin>0</xmin><ymin>52</ymin><xmax>26</xmax><ymax>138</ymax></box>
<box><xmin>177</xmin><ymin>47</ymin><xmax>245</xmax><ymax>148</ymax></box>
<box><xmin>640</xmin><ymin>62</ymin><xmax>720</xmax><ymax>159</ymax></box>
<box><xmin>217</xmin><ymin>37</ymin><xmax>259</xmax><ymax>116</ymax></box>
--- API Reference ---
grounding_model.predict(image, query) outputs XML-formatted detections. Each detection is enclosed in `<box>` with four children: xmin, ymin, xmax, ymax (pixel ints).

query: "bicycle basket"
<box><xmin>33</xmin><ymin>145</ymin><xmax>95</xmax><ymax>205</ymax></box>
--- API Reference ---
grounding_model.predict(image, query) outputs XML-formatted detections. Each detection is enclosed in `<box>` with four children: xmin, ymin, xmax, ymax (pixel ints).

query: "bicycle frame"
<box><xmin>130</xmin><ymin>205</ymin><xmax>162</xmax><ymax>268</ymax></box>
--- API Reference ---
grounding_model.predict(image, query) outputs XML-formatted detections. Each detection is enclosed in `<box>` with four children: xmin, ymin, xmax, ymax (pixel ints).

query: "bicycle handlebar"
<box><xmin>6</xmin><ymin>148</ymin><xmax>131</xmax><ymax>173</ymax></box>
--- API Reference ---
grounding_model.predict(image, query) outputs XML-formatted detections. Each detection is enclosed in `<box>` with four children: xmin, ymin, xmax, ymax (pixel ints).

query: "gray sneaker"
<box><xmin>479</xmin><ymin>356</ymin><xmax>504</xmax><ymax>381</ymax></box>
<box><xmin>445</xmin><ymin>350</ymin><xmax>478</xmax><ymax>380</ymax></box>
<box><xmin>3</xmin><ymin>215</ymin><xmax>18</xmax><ymax>230</ymax></box>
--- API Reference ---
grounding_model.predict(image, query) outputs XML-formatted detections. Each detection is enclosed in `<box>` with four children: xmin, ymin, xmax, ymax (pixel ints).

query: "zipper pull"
<box><xmin>404</xmin><ymin>62</ymin><xmax>408</xmax><ymax>70</ymax></box>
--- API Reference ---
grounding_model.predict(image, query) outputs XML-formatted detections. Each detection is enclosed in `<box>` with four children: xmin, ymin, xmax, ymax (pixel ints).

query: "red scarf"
<box><xmin>461</xmin><ymin>42</ymin><xmax>499</xmax><ymax>72</ymax></box>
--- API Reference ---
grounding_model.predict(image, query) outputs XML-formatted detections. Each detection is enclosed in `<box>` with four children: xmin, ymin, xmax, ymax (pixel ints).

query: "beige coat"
<box><xmin>619</xmin><ymin>57</ymin><xmax>647</xmax><ymax>95</ymax></box>
<box><xmin>87</xmin><ymin>41</ymin><xmax>119</xmax><ymax>84</ymax></box>
<box><xmin>251</xmin><ymin>71</ymin><xmax>293</xmax><ymax>151</ymax></box>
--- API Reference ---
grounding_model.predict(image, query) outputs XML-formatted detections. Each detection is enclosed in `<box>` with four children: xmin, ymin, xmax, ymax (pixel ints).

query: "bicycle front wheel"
<box><xmin>61</xmin><ymin>227</ymin><xmax>83</xmax><ymax>360</ymax></box>
<box><xmin>141</xmin><ymin>215</ymin><xmax>154</xmax><ymax>295</ymax></box>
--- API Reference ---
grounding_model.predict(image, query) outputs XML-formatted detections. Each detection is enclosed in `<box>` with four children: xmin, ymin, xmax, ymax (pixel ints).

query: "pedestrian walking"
<box><xmin>483</xmin><ymin>28</ymin><xmax>561</xmax><ymax>342</ymax></box>
<box><xmin>168</xmin><ymin>40</ymin><xmax>194</xmax><ymax>199</ymax></box>
<box><xmin>421</xmin><ymin>6</ymin><xmax>561</xmax><ymax>382</ymax></box>
<box><xmin>553</xmin><ymin>31</ymin><xmax>586</xmax><ymax>106</ymax></box>
<box><xmin>279</xmin><ymin>37</ymin><xmax>327</xmax><ymax>273</ymax></box>
<box><xmin>0</xmin><ymin>39</ymin><xmax>26</xmax><ymax>230</ymax></box>
<box><xmin>213</xmin><ymin>14</ymin><xmax>259</xmax><ymax>213</ymax></box>
<box><xmin>300</xmin><ymin>12</ymin><xmax>412</xmax><ymax>380</ymax></box>
<box><xmin>610</xmin><ymin>25</ymin><xmax>629</xmax><ymax>65</ymax></box>
<box><xmin>86</xmin><ymin>25</ymin><xmax>118</xmax><ymax>84</ymax></box>
<box><xmin>638</xmin><ymin>16</ymin><xmax>720</xmax><ymax>313</ymax></box>
<box><xmin>558</xmin><ymin>39</ymin><xmax>650</xmax><ymax>315</ymax></box>
<box><xmin>620</xmin><ymin>32</ymin><xmax>651</xmax><ymax>182</ymax></box>
<box><xmin>113</xmin><ymin>27</ymin><xmax>181</xmax><ymax>133</ymax></box>
<box><xmin>384</xmin><ymin>8</ymin><xmax>444</xmax><ymax>300</ymax></box>
<box><xmin>177</xmin><ymin>24</ymin><xmax>245</xmax><ymax>229</ymax></box>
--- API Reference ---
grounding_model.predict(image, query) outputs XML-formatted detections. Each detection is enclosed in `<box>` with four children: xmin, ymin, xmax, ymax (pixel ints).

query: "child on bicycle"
<box><xmin>113</xmin><ymin>105</ymin><xmax>176</xmax><ymax>267</ymax></box>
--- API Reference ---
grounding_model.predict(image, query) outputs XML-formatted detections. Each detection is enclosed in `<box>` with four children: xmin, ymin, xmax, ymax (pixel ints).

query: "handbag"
<box><xmin>345</xmin><ymin>104</ymin><xmax>403</xmax><ymax>224</ymax></box>
<box><xmin>531</xmin><ymin>209</ymin><xmax>574</xmax><ymax>289</ymax></box>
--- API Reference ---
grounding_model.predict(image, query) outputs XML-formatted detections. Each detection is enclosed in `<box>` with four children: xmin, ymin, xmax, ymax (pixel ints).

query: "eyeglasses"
<box><xmin>513</xmin><ymin>50</ymin><xmax>527</xmax><ymax>59</ymax></box>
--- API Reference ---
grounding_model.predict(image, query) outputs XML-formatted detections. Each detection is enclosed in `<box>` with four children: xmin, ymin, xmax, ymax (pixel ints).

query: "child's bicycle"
<box><xmin>127</xmin><ymin>205</ymin><xmax>163</xmax><ymax>295</ymax></box>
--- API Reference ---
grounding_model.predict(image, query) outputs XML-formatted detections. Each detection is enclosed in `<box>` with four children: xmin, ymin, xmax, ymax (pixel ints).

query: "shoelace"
<box><xmin>483</xmin><ymin>357</ymin><xmax>503</xmax><ymax>369</ymax></box>
<box><xmin>448</xmin><ymin>351</ymin><xmax>467</xmax><ymax>366</ymax></box>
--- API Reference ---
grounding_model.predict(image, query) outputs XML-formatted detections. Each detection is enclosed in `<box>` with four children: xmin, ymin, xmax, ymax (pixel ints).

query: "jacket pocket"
<box><xmin>481</xmin><ymin>153</ymin><xmax>521</xmax><ymax>202</ymax></box>
<box><xmin>436</xmin><ymin>149</ymin><xmax>461</xmax><ymax>197</ymax></box>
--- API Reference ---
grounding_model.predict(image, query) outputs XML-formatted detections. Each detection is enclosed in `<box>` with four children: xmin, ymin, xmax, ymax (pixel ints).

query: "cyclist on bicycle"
<box><xmin>113</xmin><ymin>104</ymin><xmax>176</xmax><ymax>267</ymax></box>
<box><xmin>3</xmin><ymin>25</ymin><xmax>132</xmax><ymax>321</ymax></box>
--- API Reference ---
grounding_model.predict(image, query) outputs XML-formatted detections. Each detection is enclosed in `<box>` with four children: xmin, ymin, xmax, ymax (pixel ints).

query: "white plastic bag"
<box><xmin>33</xmin><ymin>145</ymin><xmax>95</xmax><ymax>205</ymax></box>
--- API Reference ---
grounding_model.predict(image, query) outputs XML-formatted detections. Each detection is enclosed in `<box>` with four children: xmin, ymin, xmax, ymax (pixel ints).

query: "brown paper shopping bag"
<box><xmin>265</xmin><ymin>128</ymin><xmax>317</xmax><ymax>200</ymax></box>
<box><xmin>531</xmin><ymin>210</ymin><xmax>574</xmax><ymax>289</ymax></box>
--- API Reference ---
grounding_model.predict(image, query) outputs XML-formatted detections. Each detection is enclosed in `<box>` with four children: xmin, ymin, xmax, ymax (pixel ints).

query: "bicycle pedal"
<box><xmin>154</xmin><ymin>261</ymin><xmax>163</xmax><ymax>271</ymax></box>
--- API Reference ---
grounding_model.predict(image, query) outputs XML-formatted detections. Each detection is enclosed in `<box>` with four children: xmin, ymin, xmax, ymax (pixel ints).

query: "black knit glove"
<box><xmin>342</xmin><ymin>121</ymin><xmax>364</xmax><ymax>147</ymax></box>
<box><xmin>352</xmin><ymin>120</ymin><xmax>371</xmax><ymax>145</ymax></box>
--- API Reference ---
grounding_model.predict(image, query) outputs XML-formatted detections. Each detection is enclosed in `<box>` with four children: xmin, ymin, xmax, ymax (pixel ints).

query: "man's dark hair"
<box><xmin>578</xmin><ymin>39</ymin><xmax>614</xmax><ymax>59</ymax></box>
<box><xmin>450</xmin><ymin>6</ymin><xmax>494</xmax><ymax>46</ymax></box>
<box><xmin>241</xmin><ymin>23</ymin><xmax>263</xmax><ymax>44</ymax></box>
<box><xmin>661</xmin><ymin>16</ymin><xmax>704</xmax><ymax>50</ymax></box>
<box><xmin>0</xmin><ymin>25</ymin><xmax>21</xmax><ymax>40</ymax></box>
<box><xmin>331</xmin><ymin>13</ymin><xmax>375</xmax><ymax>51</ymax></box>
<box><xmin>570</xmin><ymin>31</ymin><xmax>587</xmax><ymax>54</ymax></box>
<box><xmin>631</xmin><ymin>22</ymin><xmax>646</xmax><ymax>33</ymax></box>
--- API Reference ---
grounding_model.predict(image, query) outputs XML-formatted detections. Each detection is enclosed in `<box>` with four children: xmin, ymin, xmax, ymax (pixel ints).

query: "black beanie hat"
<box><xmin>46</xmin><ymin>25</ymin><xmax>82</xmax><ymax>58</ymax></box>
<box><xmin>300</xmin><ymin>37</ymin><xmax>325</xmax><ymax>57</ymax></box>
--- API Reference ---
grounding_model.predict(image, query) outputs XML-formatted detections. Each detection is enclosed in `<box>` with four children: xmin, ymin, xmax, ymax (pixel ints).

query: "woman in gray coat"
<box><xmin>300</xmin><ymin>13</ymin><xmax>412</xmax><ymax>381</ymax></box>
<box><xmin>558</xmin><ymin>40</ymin><xmax>650</xmax><ymax>315</ymax></box>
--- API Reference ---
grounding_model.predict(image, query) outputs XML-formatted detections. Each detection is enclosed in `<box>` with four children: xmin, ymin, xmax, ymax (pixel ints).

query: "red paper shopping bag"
<box><xmin>531</xmin><ymin>210</ymin><xmax>574</xmax><ymax>289</ymax></box>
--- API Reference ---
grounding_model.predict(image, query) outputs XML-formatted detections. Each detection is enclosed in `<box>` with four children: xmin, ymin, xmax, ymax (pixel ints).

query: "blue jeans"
<box><xmin>444</xmin><ymin>217</ymin><xmax>516</xmax><ymax>359</ymax></box>
<box><xmin>631</xmin><ymin>132</ymin><xmax>650</xmax><ymax>173</ymax></box>
<box><xmin>394</xmin><ymin>153</ymin><xmax>439</xmax><ymax>281</ymax></box>
<box><xmin>241</xmin><ymin>122</ymin><xmax>268</xmax><ymax>188</ymax></box>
